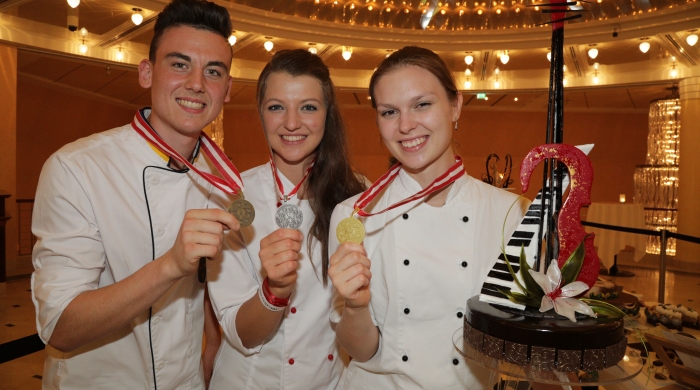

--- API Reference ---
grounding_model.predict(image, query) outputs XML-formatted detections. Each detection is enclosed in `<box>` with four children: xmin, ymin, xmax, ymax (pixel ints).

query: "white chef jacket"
<box><xmin>329</xmin><ymin>169</ymin><xmax>528</xmax><ymax>389</ymax></box>
<box><xmin>208</xmin><ymin>163</ymin><xmax>344</xmax><ymax>390</ymax></box>
<box><xmin>31</xmin><ymin>113</ymin><xmax>226</xmax><ymax>390</ymax></box>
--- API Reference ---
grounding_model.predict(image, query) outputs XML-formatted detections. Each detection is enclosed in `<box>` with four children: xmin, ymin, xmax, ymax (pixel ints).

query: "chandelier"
<box><xmin>633</xmin><ymin>90</ymin><xmax>680</xmax><ymax>255</ymax></box>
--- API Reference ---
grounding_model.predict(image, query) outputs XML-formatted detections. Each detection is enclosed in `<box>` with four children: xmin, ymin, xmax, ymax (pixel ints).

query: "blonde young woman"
<box><xmin>207</xmin><ymin>49</ymin><xmax>365</xmax><ymax>389</ymax></box>
<box><xmin>328</xmin><ymin>46</ymin><xmax>529</xmax><ymax>389</ymax></box>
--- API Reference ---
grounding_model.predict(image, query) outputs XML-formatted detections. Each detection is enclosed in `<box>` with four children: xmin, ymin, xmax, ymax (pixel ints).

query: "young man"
<box><xmin>31</xmin><ymin>0</ymin><xmax>236</xmax><ymax>388</ymax></box>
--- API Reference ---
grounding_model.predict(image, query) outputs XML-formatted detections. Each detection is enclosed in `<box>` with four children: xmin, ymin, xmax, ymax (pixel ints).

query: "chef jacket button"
<box><xmin>402</xmin><ymin>213</ymin><xmax>409</xmax><ymax>220</ymax></box>
<box><xmin>404</xmin><ymin>308</ymin><xmax>410</xmax><ymax>315</ymax></box>
<box><xmin>187</xmin><ymin>348</ymin><xmax>193</xmax><ymax>357</ymax></box>
<box><xmin>152</xmin><ymin>316</ymin><xmax>160</xmax><ymax>324</ymax></box>
<box><xmin>151</xmin><ymin>176</ymin><xmax>160</xmax><ymax>186</ymax></box>
<box><xmin>157</xmin><ymin>362</ymin><xmax>164</xmax><ymax>370</ymax></box>
<box><xmin>404</xmin><ymin>259</ymin><xmax>410</xmax><ymax>266</ymax></box>
<box><xmin>156</xmin><ymin>227</ymin><xmax>164</xmax><ymax>237</ymax></box>
<box><xmin>453</xmin><ymin>358</ymin><xmax>459</xmax><ymax>365</ymax></box>
<box><xmin>288</xmin><ymin>358</ymin><xmax>295</xmax><ymax>365</ymax></box>
<box><xmin>461</xmin><ymin>261</ymin><xmax>468</xmax><ymax>268</ymax></box>
<box><xmin>462</xmin><ymin>216</ymin><xmax>469</xmax><ymax>223</ymax></box>
<box><xmin>402</xmin><ymin>355</ymin><xmax>409</xmax><ymax>362</ymax></box>
<box><xmin>457</xmin><ymin>312</ymin><xmax>463</xmax><ymax>318</ymax></box>
<box><xmin>328</xmin><ymin>354</ymin><xmax>334</xmax><ymax>361</ymax></box>
<box><xmin>291</xmin><ymin>307</ymin><xmax>297</xmax><ymax>314</ymax></box>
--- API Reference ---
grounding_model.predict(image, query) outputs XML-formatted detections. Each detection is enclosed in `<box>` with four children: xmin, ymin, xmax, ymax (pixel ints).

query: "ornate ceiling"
<box><xmin>1</xmin><ymin>0</ymin><xmax>699</xmax><ymax>93</ymax></box>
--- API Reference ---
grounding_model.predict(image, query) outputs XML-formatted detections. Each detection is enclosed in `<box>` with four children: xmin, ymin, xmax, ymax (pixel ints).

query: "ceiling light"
<box><xmin>464</xmin><ymin>69</ymin><xmax>471</xmax><ymax>76</ymax></box>
<box><xmin>687</xmin><ymin>33</ymin><xmax>698</xmax><ymax>46</ymax></box>
<box><xmin>79</xmin><ymin>41</ymin><xmax>88</xmax><ymax>54</ymax></box>
<box><xmin>308</xmin><ymin>44</ymin><xmax>317</xmax><ymax>54</ymax></box>
<box><xmin>500</xmin><ymin>50</ymin><xmax>509</xmax><ymax>65</ymax></box>
<box><xmin>563</xmin><ymin>78</ymin><xmax>568</xmax><ymax>86</ymax></box>
<box><xmin>514</xmin><ymin>97</ymin><xmax>518</xmax><ymax>101</ymax></box>
<box><xmin>67</xmin><ymin>0</ymin><xmax>80</xmax><ymax>8</ymax></box>
<box><xmin>464</xmin><ymin>80</ymin><xmax>472</xmax><ymax>89</ymax></box>
<box><xmin>342</xmin><ymin>46</ymin><xmax>352</xmax><ymax>61</ymax></box>
<box><xmin>593</xmin><ymin>75</ymin><xmax>599</xmax><ymax>84</ymax></box>
<box><xmin>79</xmin><ymin>27</ymin><xmax>88</xmax><ymax>37</ymax></box>
<box><xmin>496</xmin><ymin>8</ymin><xmax>501</xmax><ymax>14</ymax></box>
<box><xmin>547</xmin><ymin>51</ymin><xmax>551</xmax><ymax>61</ymax></box>
<box><xmin>464</xmin><ymin>54</ymin><xmax>474</xmax><ymax>65</ymax></box>
<box><xmin>264</xmin><ymin>38</ymin><xmax>274</xmax><ymax>52</ymax></box>
<box><xmin>639</xmin><ymin>41</ymin><xmax>650</xmax><ymax>53</ymax></box>
<box><xmin>484</xmin><ymin>96</ymin><xmax>489</xmax><ymax>101</ymax></box>
<box><xmin>477</xmin><ymin>9</ymin><xmax>482</xmax><ymax>15</ymax></box>
<box><xmin>115</xmin><ymin>47</ymin><xmax>124</xmax><ymax>61</ymax></box>
<box><xmin>563</xmin><ymin>64</ymin><xmax>567</xmax><ymax>72</ymax></box>
<box><xmin>131</xmin><ymin>8</ymin><xmax>143</xmax><ymax>25</ymax></box>
<box><xmin>494</xmin><ymin>80</ymin><xmax>500</xmax><ymax>88</ymax></box>
<box><xmin>593</xmin><ymin>62</ymin><xmax>599</xmax><ymax>70</ymax></box>
<box><xmin>670</xmin><ymin>58</ymin><xmax>678</xmax><ymax>78</ymax></box>
<box><xmin>494</xmin><ymin>67</ymin><xmax>500</xmax><ymax>74</ymax></box>
<box><xmin>588</xmin><ymin>46</ymin><xmax>598</xmax><ymax>59</ymax></box>
<box><xmin>228</xmin><ymin>34</ymin><xmax>237</xmax><ymax>46</ymax></box>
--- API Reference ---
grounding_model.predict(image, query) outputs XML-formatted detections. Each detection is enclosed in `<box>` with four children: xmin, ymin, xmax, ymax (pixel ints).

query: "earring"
<box><xmin>454</xmin><ymin>121</ymin><xmax>458</xmax><ymax>131</ymax></box>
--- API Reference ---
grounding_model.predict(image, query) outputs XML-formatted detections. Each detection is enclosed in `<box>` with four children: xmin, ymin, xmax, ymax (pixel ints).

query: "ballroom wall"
<box><xmin>15</xmin><ymin>86</ymin><xmax>648</xmax><ymax>203</ymax></box>
<box><xmin>221</xmin><ymin>106</ymin><xmax>648</xmax><ymax>202</ymax></box>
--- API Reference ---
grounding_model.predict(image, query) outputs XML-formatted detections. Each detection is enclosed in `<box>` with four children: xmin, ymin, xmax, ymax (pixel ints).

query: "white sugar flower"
<box><xmin>528</xmin><ymin>261</ymin><xmax>597</xmax><ymax>322</ymax></box>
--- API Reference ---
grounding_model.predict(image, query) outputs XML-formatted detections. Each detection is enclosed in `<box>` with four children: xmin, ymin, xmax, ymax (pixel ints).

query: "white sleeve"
<box><xmin>206</xmin><ymin>191</ymin><xmax>262</xmax><ymax>355</ymax></box>
<box><xmin>31</xmin><ymin>153</ymin><xmax>106</xmax><ymax>344</ymax></box>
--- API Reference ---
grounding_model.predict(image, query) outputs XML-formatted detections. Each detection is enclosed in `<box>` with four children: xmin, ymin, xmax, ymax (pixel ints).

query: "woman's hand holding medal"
<box><xmin>328</xmin><ymin>243</ymin><xmax>372</xmax><ymax>309</ymax></box>
<box><xmin>259</xmin><ymin>228</ymin><xmax>304</xmax><ymax>298</ymax></box>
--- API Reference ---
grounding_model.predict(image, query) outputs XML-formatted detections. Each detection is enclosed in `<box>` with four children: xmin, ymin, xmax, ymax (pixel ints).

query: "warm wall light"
<box><xmin>588</xmin><ymin>46</ymin><xmax>598</xmax><ymax>59</ymax></box>
<box><xmin>464</xmin><ymin>80</ymin><xmax>472</xmax><ymax>89</ymax></box>
<box><xmin>131</xmin><ymin>8</ymin><xmax>143</xmax><ymax>25</ymax></box>
<box><xmin>79</xmin><ymin>27</ymin><xmax>88</xmax><ymax>37</ymax></box>
<box><xmin>670</xmin><ymin>56</ymin><xmax>678</xmax><ymax>78</ymax></box>
<box><xmin>546</xmin><ymin>51</ymin><xmax>551</xmax><ymax>61</ymax></box>
<box><xmin>639</xmin><ymin>40</ymin><xmax>650</xmax><ymax>53</ymax></box>
<box><xmin>79</xmin><ymin>40</ymin><xmax>88</xmax><ymax>54</ymax></box>
<box><xmin>464</xmin><ymin>54</ymin><xmax>474</xmax><ymax>65</ymax></box>
<box><xmin>228</xmin><ymin>34</ymin><xmax>237</xmax><ymax>46</ymax></box>
<box><xmin>619</xmin><ymin>194</ymin><xmax>626</xmax><ymax>203</ymax></box>
<box><xmin>464</xmin><ymin>69</ymin><xmax>471</xmax><ymax>76</ymax></box>
<box><xmin>500</xmin><ymin>50</ymin><xmax>509</xmax><ymax>65</ymax></box>
<box><xmin>115</xmin><ymin>47</ymin><xmax>124</xmax><ymax>61</ymax></box>
<box><xmin>67</xmin><ymin>0</ymin><xmax>80</xmax><ymax>8</ymax></box>
<box><xmin>264</xmin><ymin>38</ymin><xmax>274</xmax><ymax>52</ymax></box>
<box><xmin>687</xmin><ymin>33</ymin><xmax>698</xmax><ymax>46</ymax></box>
<box><xmin>342</xmin><ymin>46</ymin><xmax>352</xmax><ymax>60</ymax></box>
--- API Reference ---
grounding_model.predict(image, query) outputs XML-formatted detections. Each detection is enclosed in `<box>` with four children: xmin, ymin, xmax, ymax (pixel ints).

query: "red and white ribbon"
<box><xmin>131</xmin><ymin>109</ymin><xmax>243</xmax><ymax>195</ymax></box>
<box><xmin>269</xmin><ymin>155</ymin><xmax>314</xmax><ymax>207</ymax></box>
<box><xmin>353</xmin><ymin>156</ymin><xmax>466</xmax><ymax>218</ymax></box>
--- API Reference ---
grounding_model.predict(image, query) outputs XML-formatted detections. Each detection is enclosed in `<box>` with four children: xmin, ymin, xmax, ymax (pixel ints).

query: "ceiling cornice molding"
<box><xmin>217</xmin><ymin>2</ymin><xmax>700</xmax><ymax>51</ymax></box>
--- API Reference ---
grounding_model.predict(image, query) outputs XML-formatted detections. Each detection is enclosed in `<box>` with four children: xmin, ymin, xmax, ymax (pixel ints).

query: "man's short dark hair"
<box><xmin>149</xmin><ymin>0</ymin><xmax>232</xmax><ymax>61</ymax></box>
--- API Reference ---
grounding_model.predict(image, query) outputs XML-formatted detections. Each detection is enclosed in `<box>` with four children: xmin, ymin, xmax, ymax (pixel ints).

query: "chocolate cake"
<box><xmin>465</xmin><ymin>297</ymin><xmax>627</xmax><ymax>372</ymax></box>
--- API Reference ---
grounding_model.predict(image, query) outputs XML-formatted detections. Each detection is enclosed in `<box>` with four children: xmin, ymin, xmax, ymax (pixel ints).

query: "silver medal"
<box><xmin>275</xmin><ymin>203</ymin><xmax>303</xmax><ymax>230</ymax></box>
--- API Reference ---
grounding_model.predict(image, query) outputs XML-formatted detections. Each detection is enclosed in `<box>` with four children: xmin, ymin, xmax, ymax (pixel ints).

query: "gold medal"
<box><xmin>228</xmin><ymin>197</ymin><xmax>255</xmax><ymax>227</ymax></box>
<box><xmin>336</xmin><ymin>217</ymin><xmax>365</xmax><ymax>244</ymax></box>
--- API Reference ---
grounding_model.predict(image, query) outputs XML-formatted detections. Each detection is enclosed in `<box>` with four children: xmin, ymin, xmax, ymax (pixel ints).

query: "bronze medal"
<box><xmin>336</xmin><ymin>217</ymin><xmax>365</xmax><ymax>244</ymax></box>
<box><xmin>228</xmin><ymin>198</ymin><xmax>255</xmax><ymax>227</ymax></box>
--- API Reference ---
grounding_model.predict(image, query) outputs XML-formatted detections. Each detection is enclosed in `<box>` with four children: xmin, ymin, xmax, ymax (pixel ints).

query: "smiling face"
<box><xmin>373</xmin><ymin>65</ymin><xmax>463</xmax><ymax>186</ymax></box>
<box><xmin>139</xmin><ymin>25</ymin><xmax>232</xmax><ymax>154</ymax></box>
<box><xmin>260</xmin><ymin>72</ymin><xmax>327</xmax><ymax>173</ymax></box>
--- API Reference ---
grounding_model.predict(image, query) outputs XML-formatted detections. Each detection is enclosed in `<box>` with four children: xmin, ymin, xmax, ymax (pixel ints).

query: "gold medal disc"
<box><xmin>336</xmin><ymin>217</ymin><xmax>365</xmax><ymax>244</ymax></box>
<box><xmin>228</xmin><ymin>199</ymin><xmax>255</xmax><ymax>227</ymax></box>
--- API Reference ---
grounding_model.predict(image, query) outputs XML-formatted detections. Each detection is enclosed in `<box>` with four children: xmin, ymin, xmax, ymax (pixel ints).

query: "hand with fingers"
<box><xmin>328</xmin><ymin>242</ymin><xmax>372</xmax><ymax>309</ymax></box>
<box><xmin>166</xmin><ymin>208</ymin><xmax>240</xmax><ymax>280</ymax></box>
<box><xmin>259</xmin><ymin>228</ymin><xmax>304</xmax><ymax>299</ymax></box>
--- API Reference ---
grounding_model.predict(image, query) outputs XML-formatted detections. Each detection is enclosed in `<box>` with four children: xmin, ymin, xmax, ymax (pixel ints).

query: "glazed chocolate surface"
<box><xmin>467</xmin><ymin>296</ymin><xmax>625</xmax><ymax>350</ymax></box>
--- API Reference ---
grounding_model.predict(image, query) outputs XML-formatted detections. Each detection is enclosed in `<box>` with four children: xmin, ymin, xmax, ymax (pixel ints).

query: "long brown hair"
<box><xmin>257</xmin><ymin>49</ymin><xmax>366</xmax><ymax>285</ymax></box>
<box><xmin>369</xmin><ymin>46</ymin><xmax>459</xmax><ymax>106</ymax></box>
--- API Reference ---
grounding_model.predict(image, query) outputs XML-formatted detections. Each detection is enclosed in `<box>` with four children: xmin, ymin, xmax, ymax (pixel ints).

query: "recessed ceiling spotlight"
<box><xmin>639</xmin><ymin>40</ymin><xmax>650</xmax><ymax>53</ymax></box>
<box><xmin>264</xmin><ymin>38</ymin><xmax>274</xmax><ymax>52</ymax></box>
<box><xmin>687</xmin><ymin>32</ymin><xmax>698</xmax><ymax>46</ymax></box>
<box><xmin>228</xmin><ymin>34</ymin><xmax>237</xmax><ymax>46</ymax></box>
<box><xmin>588</xmin><ymin>45</ymin><xmax>598</xmax><ymax>59</ymax></box>
<box><xmin>308</xmin><ymin>43</ymin><xmax>317</xmax><ymax>55</ymax></box>
<box><xmin>464</xmin><ymin>53</ymin><xmax>474</xmax><ymax>65</ymax></box>
<box><xmin>67</xmin><ymin>0</ymin><xmax>80</xmax><ymax>8</ymax></box>
<box><xmin>131</xmin><ymin>8</ymin><xmax>143</xmax><ymax>26</ymax></box>
<box><xmin>342</xmin><ymin>46</ymin><xmax>352</xmax><ymax>61</ymax></box>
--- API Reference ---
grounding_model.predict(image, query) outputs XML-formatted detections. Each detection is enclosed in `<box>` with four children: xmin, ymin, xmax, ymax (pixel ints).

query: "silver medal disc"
<box><xmin>275</xmin><ymin>203</ymin><xmax>303</xmax><ymax>230</ymax></box>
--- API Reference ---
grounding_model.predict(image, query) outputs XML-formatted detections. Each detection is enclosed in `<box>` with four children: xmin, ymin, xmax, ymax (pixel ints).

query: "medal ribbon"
<box><xmin>353</xmin><ymin>156</ymin><xmax>465</xmax><ymax>218</ymax></box>
<box><xmin>269</xmin><ymin>155</ymin><xmax>314</xmax><ymax>207</ymax></box>
<box><xmin>131</xmin><ymin>109</ymin><xmax>244</xmax><ymax>195</ymax></box>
